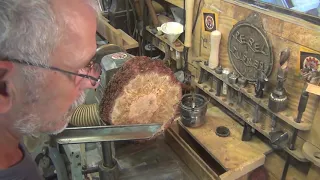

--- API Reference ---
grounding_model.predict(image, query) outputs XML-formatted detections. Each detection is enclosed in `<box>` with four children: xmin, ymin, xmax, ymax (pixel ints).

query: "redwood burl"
<box><xmin>99</xmin><ymin>56</ymin><xmax>182</xmax><ymax>132</ymax></box>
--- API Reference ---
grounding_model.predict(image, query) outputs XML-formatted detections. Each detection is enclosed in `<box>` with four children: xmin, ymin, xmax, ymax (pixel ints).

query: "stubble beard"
<box><xmin>48</xmin><ymin>92</ymin><xmax>87</xmax><ymax>135</ymax></box>
<box><xmin>14</xmin><ymin>92</ymin><xmax>87</xmax><ymax>136</ymax></box>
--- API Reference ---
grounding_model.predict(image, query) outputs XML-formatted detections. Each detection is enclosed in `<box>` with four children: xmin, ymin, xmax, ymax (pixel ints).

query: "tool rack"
<box><xmin>193</xmin><ymin>61</ymin><xmax>314</xmax><ymax>162</ymax></box>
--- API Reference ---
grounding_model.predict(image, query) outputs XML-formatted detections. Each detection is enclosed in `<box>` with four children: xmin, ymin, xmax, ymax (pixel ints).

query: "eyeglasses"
<box><xmin>5</xmin><ymin>58</ymin><xmax>102</xmax><ymax>86</ymax></box>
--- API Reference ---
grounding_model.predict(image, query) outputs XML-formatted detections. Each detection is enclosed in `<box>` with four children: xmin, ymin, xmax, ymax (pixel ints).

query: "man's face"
<box><xmin>13</xmin><ymin>0</ymin><xmax>98</xmax><ymax>135</ymax></box>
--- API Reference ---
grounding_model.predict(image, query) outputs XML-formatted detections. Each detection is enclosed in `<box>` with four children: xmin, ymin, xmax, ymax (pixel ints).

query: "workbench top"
<box><xmin>178</xmin><ymin>106</ymin><xmax>273</xmax><ymax>179</ymax></box>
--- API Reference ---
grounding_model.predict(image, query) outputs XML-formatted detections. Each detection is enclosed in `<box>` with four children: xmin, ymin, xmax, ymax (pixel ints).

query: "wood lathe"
<box><xmin>24</xmin><ymin>1</ymin><xmax>320</xmax><ymax>180</ymax></box>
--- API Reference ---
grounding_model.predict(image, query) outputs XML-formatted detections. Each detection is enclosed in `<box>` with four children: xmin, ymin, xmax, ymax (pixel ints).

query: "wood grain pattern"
<box><xmin>219</xmin><ymin>155</ymin><xmax>265</xmax><ymax>180</ymax></box>
<box><xmin>264</xmin><ymin>153</ymin><xmax>307</xmax><ymax>180</ymax></box>
<box><xmin>145</xmin><ymin>0</ymin><xmax>160</xmax><ymax>27</ymax></box>
<box><xmin>300</xmin><ymin>103</ymin><xmax>320</xmax><ymax>148</ymax></box>
<box><xmin>179</xmin><ymin>107</ymin><xmax>271</xmax><ymax>170</ymax></box>
<box><xmin>165</xmin><ymin>124</ymin><xmax>219</xmax><ymax>180</ymax></box>
<box><xmin>220</xmin><ymin>0</ymin><xmax>320</xmax><ymax>52</ymax></box>
<box><xmin>165</xmin><ymin>0</ymin><xmax>184</xmax><ymax>8</ymax></box>
<box><xmin>302</xmin><ymin>141</ymin><xmax>320</xmax><ymax>168</ymax></box>
<box><xmin>198</xmin><ymin>1</ymin><xmax>319</xmax><ymax>125</ymax></box>
<box><xmin>192</xmin><ymin>0</ymin><xmax>204</xmax><ymax>57</ymax></box>
<box><xmin>306</xmin><ymin>84</ymin><xmax>320</xmax><ymax>96</ymax></box>
<box><xmin>118</xmin><ymin>29</ymin><xmax>139</xmax><ymax>50</ymax></box>
<box><xmin>217</xmin><ymin>15</ymin><xmax>235</xmax><ymax>69</ymax></box>
<box><xmin>97</xmin><ymin>15</ymin><xmax>138</xmax><ymax>50</ymax></box>
<box><xmin>307</xmin><ymin>165</ymin><xmax>320</xmax><ymax>180</ymax></box>
<box><xmin>281</xmin><ymin>22</ymin><xmax>320</xmax><ymax>52</ymax></box>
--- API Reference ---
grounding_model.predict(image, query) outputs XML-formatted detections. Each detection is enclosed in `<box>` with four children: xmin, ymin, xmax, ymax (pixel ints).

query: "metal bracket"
<box><xmin>63</xmin><ymin>144</ymin><xmax>83</xmax><ymax>180</ymax></box>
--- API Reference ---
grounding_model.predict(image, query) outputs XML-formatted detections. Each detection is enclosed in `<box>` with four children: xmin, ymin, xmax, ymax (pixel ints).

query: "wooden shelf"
<box><xmin>97</xmin><ymin>15</ymin><xmax>138</xmax><ymax>50</ymax></box>
<box><xmin>149</xmin><ymin>37</ymin><xmax>180</xmax><ymax>62</ymax></box>
<box><xmin>177</xmin><ymin>106</ymin><xmax>272</xmax><ymax>179</ymax></box>
<box><xmin>302</xmin><ymin>142</ymin><xmax>320</xmax><ymax>167</ymax></box>
<box><xmin>199</xmin><ymin>62</ymin><xmax>312</xmax><ymax>131</ymax></box>
<box><xmin>164</xmin><ymin>0</ymin><xmax>184</xmax><ymax>9</ymax></box>
<box><xmin>146</xmin><ymin>26</ymin><xmax>184</xmax><ymax>53</ymax></box>
<box><xmin>194</xmin><ymin>79</ymin><xmax>308</xmax><ymax>162</ymax></box>
<box><xmin>165</xmin><ymin>124</ymin><xmax>219</xmax><ymax>180</ymax></box>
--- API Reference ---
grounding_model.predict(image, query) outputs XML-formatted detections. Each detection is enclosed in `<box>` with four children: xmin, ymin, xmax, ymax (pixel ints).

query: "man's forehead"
<box><xmin>51</xmin><ymin>0</ymin><xmax>97</xmax><ymax>69</ymax></box>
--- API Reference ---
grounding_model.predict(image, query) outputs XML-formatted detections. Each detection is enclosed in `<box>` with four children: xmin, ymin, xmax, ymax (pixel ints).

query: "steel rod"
<box><xmin>101</xmin><ymin>142</ymin><xmax>114</xmax><ymax>168</ymax></box>
<box><xmin>281</xmin><ymin>155</ymin><xmax>290</xmax><ymax>180</ymax></box>
<box><xmin>289</xmin><ymin>129</ymin><xmax>298</xmax><ymax>150</ymax></box>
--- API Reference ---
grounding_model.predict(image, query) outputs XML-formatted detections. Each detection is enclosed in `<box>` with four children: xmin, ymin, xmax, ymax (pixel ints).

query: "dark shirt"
<box><xmin>0</xmin><ymin>144</ymin><xmax>43</xmax><ymax>180</ymax></box>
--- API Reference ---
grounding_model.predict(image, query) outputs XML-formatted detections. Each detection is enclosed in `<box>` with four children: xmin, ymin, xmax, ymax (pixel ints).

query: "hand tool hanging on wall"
<box><xmin>271</xmin><ymin>115</ymin><xmax>277</xmax><ymax>131</ymax></box>
<box><xmin>242</xmin><ymin>123</ymin><xmax>253</xmax><ymax>141</ymax></box>
<box><xmin>216</xmin><ymin>79</ymin><xmax>223</xmax><ymax>96</ymax></box>
<box><xmin>145</xmin><ymin>0</ymin><xmax>159</xmax><ymax>27</ymax></box>
<box><xmin>209</xmin><ymin>76</ymin><xmax>215</xmax><ymax>92</ymax></box>
<box><xmin>184</xmin><ymin>0</ymin><xmax>194</xmax><ymax>48</ymax></box>
<box><xmin>182</xmin><ymin>0</ymin><xmax>194</xmax><ymax>85</ymax></box>
<box><xmin>134</xmin><ymin>0</ymin><xmax>142</xmax><ymax>21</ymax></box>
<box><xmin>255</xmin><ymin>71</ymin><xmax>268</xmax><ymax>98</ymax></box>
<box><xmin>281</xmin><ymin>89</ymin><xmax>309</xmax><ymax>180</ymax></box>
<box><xmin>253</xmin><ymin>103</ymin><xmax>261</xmax><ymax>123</ymax></box>
<box><xmin>268</xmin><ymin>48</ymin><xmax>290</xmax><ymax>112</ymax></box>
<box><xmin>139</xmin><ymin>0</ymin><xmax>144</xmax><ymax>19</ymax></box>
<box><xmin>183</xmin><ymin>0</ymin><xmax>202</xmax><ymax>85</ymax></box>
<box><xmin>215</xmin><ymin>66</ymin><xmax>223</xmax><ymax>96</ymax></box>
<box><xmin>237</xmin><ymin>91</ymin><xmax>242</xmax><ymax>106</ymax></box>
<box><xmin>269</xmin><ymin>130</ymin><xmax>289</xmax><ymax>149</ymax></box>
<box><xmin>268</xmin><ymin>115</ymin><xmax>289</xmax><ymax>149</ymax></box>
<box><xmin>222</xmin><ymin>68</ymin><xmax>230</xmax><ymax>95</ymax></box>
<box><xmin>198</xmin><ymin>68</ymin><xmax>208</xmax><ymax>84</ymax></box>
<box><xmin>238</xmin><ymin>77</ymin><xmax>248</xmax><ymax>88</ymax></box>
<box><xmin>227</xmin><ymin>72</ymin><xmax>238</xmax><ymax>103</ymax></box>
<box><xmin>290</xmin><ymin>90</ymin><xmax>309</xmax><ymax>150</ymax></box>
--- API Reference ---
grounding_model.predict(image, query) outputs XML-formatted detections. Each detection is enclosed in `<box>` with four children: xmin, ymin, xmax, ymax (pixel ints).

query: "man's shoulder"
<box><xmin>0</xmin><ymin>143</ymin><xmax>43</xmax><ymax>180</ymax></box>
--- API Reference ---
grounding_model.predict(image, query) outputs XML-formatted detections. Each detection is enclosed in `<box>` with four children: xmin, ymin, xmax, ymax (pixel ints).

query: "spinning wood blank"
<box><xmin>99</xmin><ymin>56</ymin><xmax>182</xmax><ymax>134</ymax></box>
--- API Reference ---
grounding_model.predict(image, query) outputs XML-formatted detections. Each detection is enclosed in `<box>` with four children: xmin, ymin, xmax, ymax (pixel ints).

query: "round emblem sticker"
<box><xmin>303</xmin><ymin>56</ymin><xmax>320</xmax><ymax>72</ymax></box>
<box><xmin>111</xmin><ymin>52</ymin><xmax>127</xmax><ymax>60</ymax></box>
<box><xmin>205</xmin><ymin>16</ymin><xmax>215</xmax><ymax>31</ymax></box>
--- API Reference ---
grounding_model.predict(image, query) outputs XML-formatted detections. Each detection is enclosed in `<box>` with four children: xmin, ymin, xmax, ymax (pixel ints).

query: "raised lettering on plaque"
<box><xmin>227</xmin><ymin>13</ymin><xmax>273</xmax><ymax>82</ymax></box>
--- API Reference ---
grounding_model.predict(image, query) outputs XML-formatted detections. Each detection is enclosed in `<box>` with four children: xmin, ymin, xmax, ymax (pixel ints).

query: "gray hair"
<box><xmin>0</xmin><ymin>0</ymin><xmax>99</xmax><ymax>67</ymax></box>
<box><xmin>0</xmin><ymin>0</ymin><xmax>99</xmax><ymax>135</ymax></box>
<box><xmin>0</xmin><ymin>0</ymin><xmax>58</xmax><ymax>66</ymax></box>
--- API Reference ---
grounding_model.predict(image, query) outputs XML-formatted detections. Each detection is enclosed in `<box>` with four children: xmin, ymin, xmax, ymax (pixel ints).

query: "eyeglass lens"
<box><xmin>89</xmin><ymin>63</ymin><xmax>102</xmax><ymax>86</ymax></box>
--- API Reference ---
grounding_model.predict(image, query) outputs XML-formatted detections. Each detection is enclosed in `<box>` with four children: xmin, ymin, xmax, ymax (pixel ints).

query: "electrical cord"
<box><xmin>128</xmin><ymin>0</ymin><xmax>138</xmax><ymax>38</ymax></box>
<box><xmin>182</xmin><ymin>0</ymin><xmax>202</xmax><ymax>83</ymax></box>
<box><xmin>141</xmin><ymin>0</ymin><xmax>149</xmax><ymax>56</ymax></box>
<box><xmin>183</xmin><ymin>0</ymin><xmax>189</xmax><ymax>73</ymax></box>
<box><xmin>125</xmin><ymin>0</ymin><xmax>132</xmax><ymax>36</ymax></box>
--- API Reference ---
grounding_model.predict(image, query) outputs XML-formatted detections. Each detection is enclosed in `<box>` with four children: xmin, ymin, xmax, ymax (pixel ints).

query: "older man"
<box><xmin>0</xmin><ymin>0</ymin><xmax>100</xmax><ymax>179</ymax></box>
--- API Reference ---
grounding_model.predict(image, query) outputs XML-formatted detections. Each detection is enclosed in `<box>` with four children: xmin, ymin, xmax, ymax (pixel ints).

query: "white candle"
<box><xmin>208</xmin><ymin>30</ymin><xmax>222</xmax><ymax>69</ymax></box>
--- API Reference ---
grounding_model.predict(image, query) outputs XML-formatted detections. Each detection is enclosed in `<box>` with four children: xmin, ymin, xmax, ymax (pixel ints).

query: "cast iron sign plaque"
<box><xmin>228</xmin><ymin>13</ymin><xmax>273</xmax><ymax>82</ymax></box>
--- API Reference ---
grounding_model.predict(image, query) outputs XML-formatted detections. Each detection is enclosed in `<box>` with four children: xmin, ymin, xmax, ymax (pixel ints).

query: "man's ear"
<box><xmin>0</xmin><ymin>61</ymin><xmax>14</xmax><ymax>113</ymax></box>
